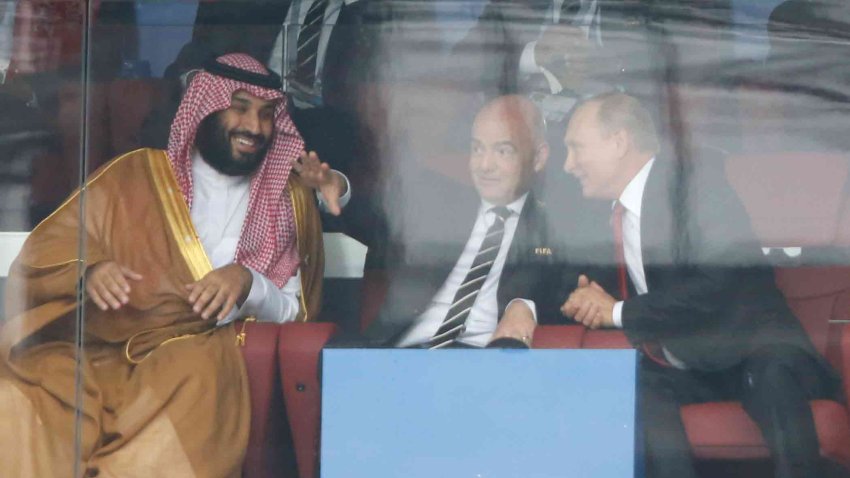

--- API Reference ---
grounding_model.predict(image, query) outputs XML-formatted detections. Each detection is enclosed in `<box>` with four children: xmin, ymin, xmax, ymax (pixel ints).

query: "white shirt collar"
<box><xmin>481</xmin><ymin>192</ymin><xmax>529</xmax><ymax>219</ymax></box>
<box><xmin>191</xmin><ymin>150</ymin><xmax>251</xmax><ymax>188</ymax></box>
<box><xmin>616</xmin><ymin>157</ymin><xmax>655</xmax><ymax>218</ymax></box>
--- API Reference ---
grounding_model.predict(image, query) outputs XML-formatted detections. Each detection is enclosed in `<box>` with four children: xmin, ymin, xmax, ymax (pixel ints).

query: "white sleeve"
<box><xmin>612</xmin><ymin>301</ymin><xmax>624</xmax><ymax>328</ymax></box>
<box><xmin>218</xmin><ymin>267</ymin><xmax>301</xmax><ymax>325</ymax></box>
<box><xmin>268</xmin><ymin>29</ymin><xmax>284</xmax><ymax>76</ymax></box>
<box><xmin>506</xmin><ymin>298</ymin><xmax>538</xmax><ymax>323</ymax></box>
<box><xmin>0</xmin><ymin>1</ymin><xmax>15</xmax><ymax>84</ymax></box>
<box><xmin>518</xmin><ymin>40</ymin><xmax>540</xmax><ymax>77</ymax></box>
<box><xmin>315</xmin><ymin>170</ymin><xmax>351</xmax><ymax>211</ymax></box>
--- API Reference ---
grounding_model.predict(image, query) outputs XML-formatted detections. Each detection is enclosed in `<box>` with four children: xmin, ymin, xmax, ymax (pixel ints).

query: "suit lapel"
<box><xmin>498</xmin><ymin>193</ymin><xmax>546</xmax><ymax>309</ymax></box>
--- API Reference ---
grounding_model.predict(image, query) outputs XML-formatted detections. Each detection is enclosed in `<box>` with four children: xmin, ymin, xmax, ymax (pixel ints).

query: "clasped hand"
<box><xmin>561</xmin><ymin>275</ymin><xmax>616</xmax><ymax>329</ymax></box>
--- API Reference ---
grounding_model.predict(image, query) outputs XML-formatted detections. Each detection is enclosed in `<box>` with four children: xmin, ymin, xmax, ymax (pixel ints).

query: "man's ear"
<box><xmin>533</xmin><ymin>142</ymin><xmax>550</xmax><ymax>173</ymax></box>
<box><xmin>611</xmin><ymin>129</ymin><xmax>630</xmax><ymax>158</ymax></box>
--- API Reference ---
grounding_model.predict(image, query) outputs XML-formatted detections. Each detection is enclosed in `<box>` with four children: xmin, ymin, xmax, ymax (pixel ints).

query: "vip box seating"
<box><xmin>278</xmin><ymin>151</ymin><xmax>850</xmax><ymax>478</ymax></box>
<box><xmin>11</xmin><ymin>77</ymin><xmax>850</xmax><ymax>477</ymax></box>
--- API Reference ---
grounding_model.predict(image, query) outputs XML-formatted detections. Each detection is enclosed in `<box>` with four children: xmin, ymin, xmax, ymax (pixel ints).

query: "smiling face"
<box><xmin>469</xmin><ymin>102</ymin><xmax>548</xmax><ymax>205</ymax></box>
<box><xmin>195</xmin><ymin>90</ymin><xmax>277</xmax><ymax>176</ymax></box>
<box><xmin>562</xmin><ymin>102</ymin><xmax>625</xmax><ymax>200</ymax></box>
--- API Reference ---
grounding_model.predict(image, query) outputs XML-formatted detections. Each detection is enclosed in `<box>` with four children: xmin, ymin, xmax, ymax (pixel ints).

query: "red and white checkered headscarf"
<box><xmin>167</xmin><ymin>53</ymin><xmax>304</xmax><ymax>287</ymax></box>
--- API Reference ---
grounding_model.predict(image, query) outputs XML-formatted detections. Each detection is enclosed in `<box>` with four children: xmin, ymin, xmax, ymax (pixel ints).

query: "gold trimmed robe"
<box><xmin>0</xmin><ymin>148</ymin><xmax>323</xmax><ymax>477</ymax></box>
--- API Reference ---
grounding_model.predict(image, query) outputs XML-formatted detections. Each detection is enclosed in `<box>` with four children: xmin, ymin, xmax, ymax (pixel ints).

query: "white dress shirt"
<box><xmin>267</xmin><ymin>0</ymin><xmax>361</xmax><ymax>107</ymax></box>
<box><xmin>611</xmin><ymin>158</ymin><xmax>687</xmax><ymax>368</ymax></box>
<box><xmin>396</xmin><ymin>193</ymin><xmax>537</xmax><ymax>348</ymax></box>
<box><xmin>517</xmin><ymin>0</ymin><xmax>602</xmax><ymax>94</ymax></box>
<box><xmin>190</xmin><ymin>151</ymin><xmax>349</xmax><ymax>325</ymax></box>
<box><xmin>0</xmin><ymin>1</ymin><xmax>15</xmax><ymax>84</ymax></box>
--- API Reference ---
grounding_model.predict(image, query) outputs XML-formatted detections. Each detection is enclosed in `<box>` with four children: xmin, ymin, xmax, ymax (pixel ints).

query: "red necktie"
<box><xmin>611</xmin><ymin>201</ymin><xmax>629</xmax><ymax>301</ymax></box>
<box><xmin>612</xmin><ymin>201</ymin><xmax>670</xmax><ymax>367</ymax></box>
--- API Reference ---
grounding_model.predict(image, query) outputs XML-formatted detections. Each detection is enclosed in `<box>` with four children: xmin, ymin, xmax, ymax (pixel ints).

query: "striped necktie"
<box><xmin>291</xmin><ymin>0</ymin><xmax>328</xmax><ymax>88</ymax></box>
<box><xmin>430</xmin><ymin>206</ymin><xmax>513</xmax><ymax>349</ymax></box>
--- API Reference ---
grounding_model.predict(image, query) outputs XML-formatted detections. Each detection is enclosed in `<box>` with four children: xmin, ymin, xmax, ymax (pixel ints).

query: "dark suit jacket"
<box><xmin>602</xmin><ymin>155</ymin><xmax>824</xmax><ymax>372</ymax></box>
<box><xmin>362</xmin><ymin>174</ymin><xmax>572</xmax><ymax>346</ymax></box>
<box><xmin>451</xmin><ymin>0</ymin><xmax>657</xmax><ymax>98</ymax></box>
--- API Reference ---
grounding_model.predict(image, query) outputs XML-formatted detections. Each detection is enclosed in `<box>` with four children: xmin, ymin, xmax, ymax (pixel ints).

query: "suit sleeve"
<box><xmin>620</xmin><ymin>162</ymin><xmax>764</xmax><ymax>343</ymax></box>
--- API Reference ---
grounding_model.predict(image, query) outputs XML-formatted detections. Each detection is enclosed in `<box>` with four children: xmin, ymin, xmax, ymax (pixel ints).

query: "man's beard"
<box><xmin>194</xmin><ymin>113</ymin><xmax>269</xmax><ymax>177</ymax></box>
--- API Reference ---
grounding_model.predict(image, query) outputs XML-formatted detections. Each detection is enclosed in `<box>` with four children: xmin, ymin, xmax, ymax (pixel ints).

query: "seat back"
<box><xmin>278</xmin><ymin>322</ymin><xmax>339</xmax><ymax>478</ymax></box>
<box><xmin>725</xmin><ymin>152</ymin><xmax>850</xmax><ymax>247</ymax></box>
<box><xmin>532</xmin><ymin>325</ymin><xmax>585</xmax><ymax>349</ymax></box>
<box><xmin>582</xmin><ymin>330</ymin><xmax>632</xmax><ymax>349</ymax></box>
<box><xmin>774</xmin><ymin>267</ymin><xmax>850</xmax><ymax>366</ymax></box>
<box><xmin>725</xmin><ymin>152</ymin><xmax>850</xmax><ymax>367</ymax></box>
<box><xmin>359</xmin><ymin>268</ymin><xmax>388</xmax><ymax>333</ymax></box>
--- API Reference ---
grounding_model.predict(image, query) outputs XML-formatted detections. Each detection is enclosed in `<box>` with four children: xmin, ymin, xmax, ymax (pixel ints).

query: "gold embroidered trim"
<box><xmin>125</xmin><ymin>326</ymin><xmax>216</xmax><ymax>364</ymax></box>
<box><xmin>28</xmin><ymin>149</ymin><xmax>151</xmax><ymax>270</ymax></box>
<box><xmin>123</xmin><ymin>151</ymin><xmax>218</xmax><ymax>365</ymax></box>
<box><xmin>235</xmin><ymin>317</ymin><xmax>256</xmax><ymax>347</ymax></box>
<box><xmin>289</xmin><ymin>185</ymin><xmax>310</xmax><ymax>321</ymax></box>
<box><xmin>147</xmin><ymin>150</ymin><xmax>213</xmax><ymax>281</ymax></box>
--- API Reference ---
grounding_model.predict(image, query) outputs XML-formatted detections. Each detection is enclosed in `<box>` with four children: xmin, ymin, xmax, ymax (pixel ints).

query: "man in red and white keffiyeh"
<box><xmin>88</xmin><ymin>53</ymin><xmax>350</xmax><ymax>324</ymax></box>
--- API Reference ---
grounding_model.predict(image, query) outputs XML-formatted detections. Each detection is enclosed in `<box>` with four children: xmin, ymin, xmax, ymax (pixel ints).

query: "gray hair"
<box><xmin>584</xmin><ymin>92</ymin><xmax>660</xmax><ymax>154</ymax></box>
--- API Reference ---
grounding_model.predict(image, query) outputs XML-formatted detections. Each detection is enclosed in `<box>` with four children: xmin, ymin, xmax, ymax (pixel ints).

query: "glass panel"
<box><xmin>2</xmin><ymin>0</ymin><xmax>848</xmax><ymax>475</ymax></box>
<box><xmin>1</xmin><ymin>0</ymin><xmax>89</xmax><ymax>474</ymax></box>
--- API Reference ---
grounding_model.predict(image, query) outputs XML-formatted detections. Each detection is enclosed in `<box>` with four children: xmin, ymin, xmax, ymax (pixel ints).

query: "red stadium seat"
<box><xmin>582</xmin><ymin>329</ymin><xmax>632</xmax><ymax>349</ymax></box>
<box><xmin>725</xmin><ymin>152</ymin><xmax>850</xmax><ymax>247</ymax></box>
<box><xmin>531</xmin><ymin>324</ymin><xmax>585</xmax><ymax>348</ymax></box>
<box><xmin>676</xmin><ymin>153</ymin><xmax>850</xmax><ymax>470</ymax></box>
<box><xmin>238</xmin><ymin>321</ymin><xmax>294</xmax><ymax>478</ymax></box>
<box><xmin>680</xmin><ymin>266</ymin><xmax>850</xmax><ymax>468</ymax></box>
<box><xmin>278</xmin><ymin>322</ymin><xmax>340</xmax><ymax>478</ymax></box>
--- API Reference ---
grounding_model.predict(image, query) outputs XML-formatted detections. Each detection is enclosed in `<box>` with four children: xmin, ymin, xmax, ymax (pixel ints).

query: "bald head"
<box><xmin>474</xmin><ymin>95</ymin><xmax>547</xmax><ymax>147</ymax></box>
<box><xmin>469</xmin><ymin>95</ymin><xmax>549</xmax><ymax>205</ymax></box>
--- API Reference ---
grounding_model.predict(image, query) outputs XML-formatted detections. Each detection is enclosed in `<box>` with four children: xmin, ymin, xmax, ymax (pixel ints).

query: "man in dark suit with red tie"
<box><xmin>560</xmin><ymin>92</ymin><xmax>838</xmax><ymax>478</ymax></box>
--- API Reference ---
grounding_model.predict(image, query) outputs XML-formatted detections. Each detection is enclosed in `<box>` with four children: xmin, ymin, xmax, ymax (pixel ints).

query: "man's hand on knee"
<box><xmin>489</xmin><ymin>301</ymin><xmax>536</xmax><ymax>347</ymax></box>
<box><xmin>85</xmin><ymin>261</ymin><xmax>143</xmax><ymax>311</ymax></box>
<box><xmin>185</xmin><ymin>264</ymin><xmax>253</xmax><ymax>321</ymax></box>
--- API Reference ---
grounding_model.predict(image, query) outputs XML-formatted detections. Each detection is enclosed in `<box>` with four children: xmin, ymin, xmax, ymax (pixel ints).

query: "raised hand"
<box><xmin>292</xmin><ymin>150</ymin><xmax>347</xmax><ymax>216</ymax></box>
<box><xmin>534</xmin><ymin>24</ymin><xmax>594</xmax><ymax>92</ymax></box>
<box><xmin>85</xmin><ymin>261</ymin><xmax>143</xmax><ymax>311</ymax></box>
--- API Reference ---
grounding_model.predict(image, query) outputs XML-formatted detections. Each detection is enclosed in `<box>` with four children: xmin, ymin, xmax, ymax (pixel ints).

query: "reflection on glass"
<box><xmin>0</xmin><ymin>0</ymin><xmax>848</xmax><ymax>476</ymax></box>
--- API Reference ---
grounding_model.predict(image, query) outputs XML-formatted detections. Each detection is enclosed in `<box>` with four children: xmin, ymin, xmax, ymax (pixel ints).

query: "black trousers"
<box><xmin>640</xmin><ymin>344</ymin><xmax>836</xmax><ymax>478</ymax></box>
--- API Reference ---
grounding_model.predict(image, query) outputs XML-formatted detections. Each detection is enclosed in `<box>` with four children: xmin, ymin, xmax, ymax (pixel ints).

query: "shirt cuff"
<box><xmin>518</xmin><ymin>40</ymin><xmax>539</xmax><ymax>76</ymax></box>
<box><xmin>217</xmin><ymin>267</ymin><xmax>267</xmax><ymax>325</ymax></box>
<box><xmin>612</xmin><ymin>301</ymin><xmax>624</xmax><ymax>328</ymax></box>
<box><xmin>0</xmin><ymin>58</ymin><xmax>10</xmax><ymax>85</ymax></box>
<box><xmin>316</xmin><ymin>170</ymin><xmax>351</xmax><ymax>211</ymax></box>
<box><xmin>507</xmin><ymin>298</ymin><xmax>538</xmax><ymax>323</ymax></box>
<box><xmin>218</xmin><ymin>267</ymin><xmax>301</xmax><ymax>325</ymax></box>
<box><xmin>241</xmin><ymin>267</ymin><xmax>268</xmax><ymax>316</ymax></box>
<box><xmin>267</xmin><ymin>30</ymin><xmax>284</xmax><ymax>76</ymax></box>
<box><xmin>539</xmin><ymin>66</ymin><xmax>564</xmax><ymax>95</ymax></box>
